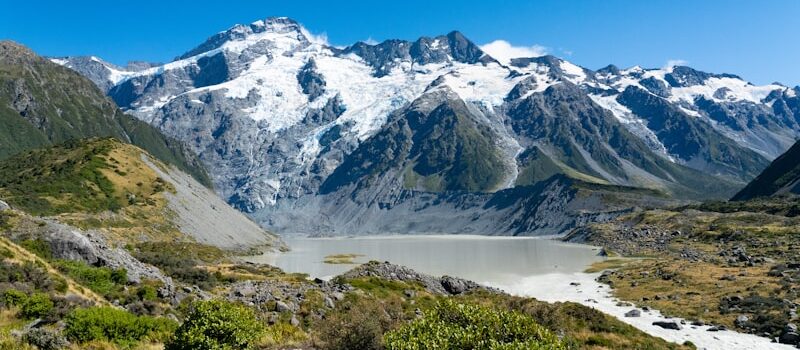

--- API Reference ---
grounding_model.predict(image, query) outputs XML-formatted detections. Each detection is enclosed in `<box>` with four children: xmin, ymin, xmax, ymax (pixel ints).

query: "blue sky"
<box><xmin>1</xmin><ymin>0</ymin><xmax>798</xmax><ymax>86</ymax></box>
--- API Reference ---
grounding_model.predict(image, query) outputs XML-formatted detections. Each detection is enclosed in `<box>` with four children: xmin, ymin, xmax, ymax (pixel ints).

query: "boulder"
<box><xmin>441</xmin><ymin>276</ymin><xmax>471</xmax><ymax>294</ymax></box>
<box><xmin>652</xmin><ymin>321</ymin><xmax>681</xmax><ymax>330</ymax></box>
<box><xmin>779</xmin><ymin>331</ymin><xmax>800</xmax><ymax>345</ymax></box>
<box><xmin>735</xmin><ymin>315</ymin><xmax>749</xmax><ymax>328</ymax></box>
<box><xmin>624</xmin><ymin>309</ymin><xmax>641</xmax><ymax>317</ymax></box>
<box><xmin>275</xmin><ymin>300</ymin><xmax>292</xmax><ymax>313</ymax></box>
<box><xmin>340</xmin><ymin>261</ymin><xmax>496</xmax><ymax>295</ymax></box>
<box><xmin>25</xmin><ymin>220</ymin><xmax>173</xmax><ymax>288</ymax></box>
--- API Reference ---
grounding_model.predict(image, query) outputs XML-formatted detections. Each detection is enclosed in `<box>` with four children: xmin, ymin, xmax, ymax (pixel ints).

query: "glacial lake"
<box><xmin>244</xmin><ymin>235</ymin><xmax>605</xmax><ymax>284</ymax></box>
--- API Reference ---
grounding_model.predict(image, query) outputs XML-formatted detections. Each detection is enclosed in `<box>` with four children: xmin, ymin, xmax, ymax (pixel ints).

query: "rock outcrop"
<box><xmin>338</xmin><ymin>261</ymin><xmax>498</xmax><ymax>295</ymax></box>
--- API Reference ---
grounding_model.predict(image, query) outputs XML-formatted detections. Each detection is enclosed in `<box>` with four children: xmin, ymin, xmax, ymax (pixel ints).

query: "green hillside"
<box><xmin>0</xmin><ymin>40</ymin><xmax>211</xmax><ymax>187</ymax></box>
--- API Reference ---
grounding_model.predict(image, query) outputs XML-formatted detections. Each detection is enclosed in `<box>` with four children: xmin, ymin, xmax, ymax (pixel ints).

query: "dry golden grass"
<box><xmin>585</xmin><ymin>258</ymin><xmax>641</xmax><ymax>273</ymax></box>
<box><xmin>605</xmin><ymin>258</ymin><xmax>783</xmax><ymax>327</ymax></box>
<box><xmin>55</xmin><ymin>144</ymin><xmax>185</xmax><ymax>245</ymax></box>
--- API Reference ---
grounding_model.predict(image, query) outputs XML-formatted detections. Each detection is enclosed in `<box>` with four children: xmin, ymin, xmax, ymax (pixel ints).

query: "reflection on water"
<box><xmin>245</xmin><ymin>235</ymin><xmax>605</xmax><ymax>284</ymax></box>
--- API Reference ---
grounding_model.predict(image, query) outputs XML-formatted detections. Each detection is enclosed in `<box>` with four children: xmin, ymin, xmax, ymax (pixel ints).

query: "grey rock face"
<box><xmin>296</xmin><ymin>59</ymin><xmax>326</xmax><ymax>101</ymax></box>
<box><xmin>341</xmin><ymin>30</ymin><xmax>496</xmax><ymax>77</ymax></box>
<box><xmin>639</xmin><ymin>76</ymin><xmax>671</xmax><ymax>98</ymax></box>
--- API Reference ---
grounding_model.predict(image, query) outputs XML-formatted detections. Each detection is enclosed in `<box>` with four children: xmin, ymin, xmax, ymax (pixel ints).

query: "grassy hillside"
<box><xmin>0</xmin><ymin>40</ymin><xmax>211</xmax><ymax>187</ymax></box>
<box><xmin>0</xmin><ymin>138</ymin><xmax>189</xmax><ymax>244</ymax></box>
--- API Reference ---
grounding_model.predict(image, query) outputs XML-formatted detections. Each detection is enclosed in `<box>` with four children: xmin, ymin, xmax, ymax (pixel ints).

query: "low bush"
<box><xmin>314</xmin><ymin>295</ymin><xmax>405</xmax><ymax>350</ymax></box>
<box><xmin>2</xmin><ymin>290</ymin><xmax>54</xmax><ymax>319</ymax></box>
<box><xmin>2</xmin><ymin>289</ymin><xmax>27</xmax><ymax>306</ymax></box>
<box><xmin>20</xmin><ymin>292</ymin><xmax>53</xmax><ymax>319</ymax></box>
<box><xmin>19</xmin><ymin>238</ymin><xmax>52</xmax><ymax>260</ymax></box>
<box><xmin>22</xmin><ymin>328</ymin><xmax>69</xmax><ymax>350</ymax></box>
<box><xmin>0</xmin><ymin>261</ymin><xmax>61</xmax><ymax>292</ymax></box>
<box><xmin>64</xmin><ymin>306</ymin><xmax>176</xmax><ymax>347</ymax></box>
<box><xmin>259</xmin><ymin>323</ymin><xmax>309</xmax><ymax>348</ymax></box>
<box><xmin>384</xmin><ymin>299</ymin><xmax>565</xmax><ymax>350</ymax></box>
<box><xmin>165</xmin><ymin>299</ymin><xmax>263</xmax><ymax>350</ymax></box>
<box><xmin>130</xmin><ymin>243</ymin><xmax>231</xmax><ymax>290</ymax></box>
<box><xmin>53</xmin><ymin>260</ymin><xmax>126</xmax><ymax>297</ymax></box>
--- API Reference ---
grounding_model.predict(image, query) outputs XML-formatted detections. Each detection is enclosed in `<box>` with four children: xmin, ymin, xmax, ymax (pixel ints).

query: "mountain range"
<box><xmin>50</xmin><ymin>17</ymin><xmax>800</xmax><ymax>235</ymax></box>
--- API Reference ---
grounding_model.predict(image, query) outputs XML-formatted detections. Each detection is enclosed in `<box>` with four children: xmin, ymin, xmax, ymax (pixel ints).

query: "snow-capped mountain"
<box><xmin>54</xmin><ymin>17</ymin><xmax>800</xmax><ymax>235</ymax></box>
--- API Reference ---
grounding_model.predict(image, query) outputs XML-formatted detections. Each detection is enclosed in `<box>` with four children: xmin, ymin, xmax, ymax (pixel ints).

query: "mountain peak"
<box><xmin>176</xmin><ymin>16</ymin><xmax>318</xmax><ymax>61</ymax></box>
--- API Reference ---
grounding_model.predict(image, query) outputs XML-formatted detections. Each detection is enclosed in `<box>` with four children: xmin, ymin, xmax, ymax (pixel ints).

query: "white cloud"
<box><xmin>299</xmin><ymin>26</ymin><xmax>329</xmax><ymax>46</ymax></box>
<box><xmin>479</xmin><ymin>40</ymin><xmax>548</xmax><ymax>65</ymax></box>
<box><xmin>362</xmin><ymin>37</ymin><xmax>379</xmax><ymax>45</ymax></box>
<box><xmin>663</xmin><ymin>59</ymin><xmax>688</xmax><ymax>71</ymax></box>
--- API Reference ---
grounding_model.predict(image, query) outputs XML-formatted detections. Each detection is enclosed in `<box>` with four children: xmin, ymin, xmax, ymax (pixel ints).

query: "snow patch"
<box><xmin>669</xmin><ymin>77</ymin><xmax>784</xmax><ymax>104</ymax></box>
<box><xmin>559</xmin><ymin>60</ymin><xmax>587</xmax><ymax>84</ymax></box>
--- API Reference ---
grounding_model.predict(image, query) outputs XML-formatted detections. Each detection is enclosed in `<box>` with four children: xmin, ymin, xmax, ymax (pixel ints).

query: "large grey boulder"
<box><xmin>21</xmin><ymin>219</ymin><xmax>173</xmax><ymax>287</ymax></box>
<box><xmin>339</xmin><ymin>261</ymin><xmax>496</xmax><ymax>295</ymax></box>
<box><xmin>624</xmin><ymin>309</ymin><xmax>641</xmax><ymax>317</ymax></box>
<box><xmin>652</xmin><ymin>321</ymin><xmax>681</xmax><ymax>330</ymax></box>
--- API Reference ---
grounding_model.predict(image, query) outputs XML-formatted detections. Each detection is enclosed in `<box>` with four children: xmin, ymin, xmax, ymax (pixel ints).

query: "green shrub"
<box><xmin>64</xmin><ymin>306</ymin><xmax>176</xmax><ymax>346</ymax></box>
<box><xmin>165</xmin><ymin>299</ymin><xmax>263</xmax><ymax>350</ymax></box>
<box><xmin>53</xmin><ymin>260</ymin><xmax>126</xmax><ymax>296</ymax></box>
<box><xmin>0</xmin><ymin>261</ymin><xmax>58</xmax><ymax>292</ymax></box>
<box><xmin>384</xmin><ymin>299</ymin><xmax>565</xmax><ymax>350</ymax></box>
<box><xmin>20</xmin><ymin>293</ymin><xmax>53</xmax><ymax>319</ymax></box>
<box><xmin>136</xmin><ymin>285</ymin><xmax>158</xmax><ymax>302</ymax></box>
<box><xmin>130</xmin><ymin>242</ymin><xmax>231</xmax><ymax>290</ymax></box>
<box><xmin>19</xmin><ymin>238</ymin><xmax>52</xmax><ymax>260</ymax></box>
<box><xmin>3</xmin><ymin>289</ymin><xmax>27</xmax><ymax>306</ymax></box>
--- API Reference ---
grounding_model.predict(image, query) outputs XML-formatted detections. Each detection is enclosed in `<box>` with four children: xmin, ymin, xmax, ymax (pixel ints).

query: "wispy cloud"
<box><xmin>480</xmin><ymin>40</ymin><xmax>548</xmax><ymax>65</ymax></box>
<box><xmin>663</xmin><ymin>59</ymin><xmax>688</xmax><ymax>70</ymax></box>
<box><xmin>362</xmin><ymin>37</ymin><xmax>379</xmax><ymax>45</ymax></box>
<box><xmin>298</xmin><ymin>25</ymin><xmax>329</xmax><ymax>46</ymax></box>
